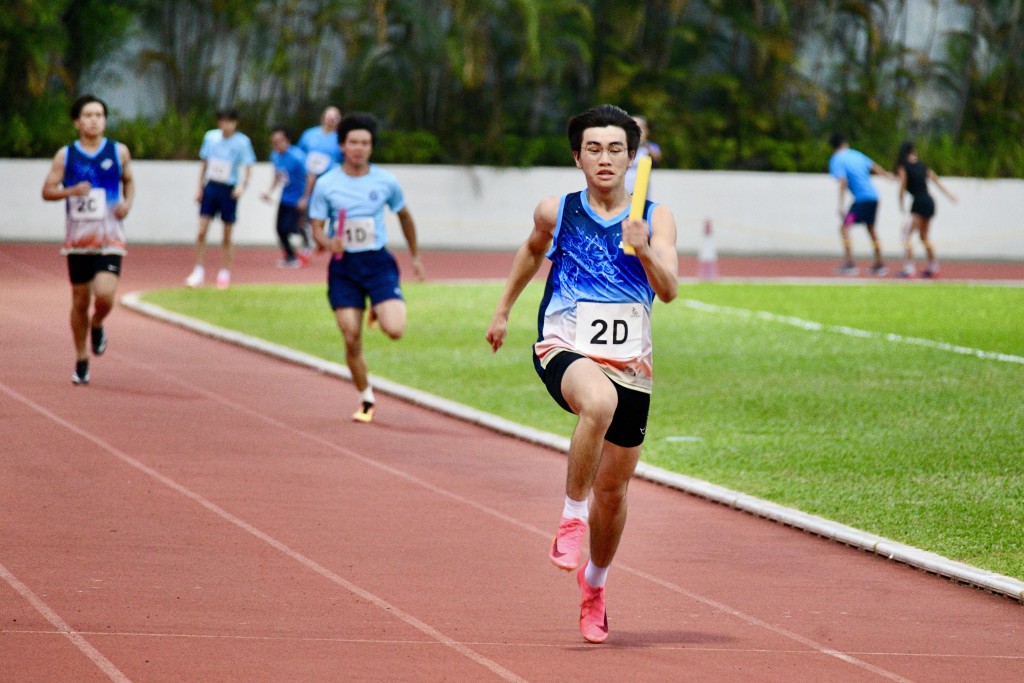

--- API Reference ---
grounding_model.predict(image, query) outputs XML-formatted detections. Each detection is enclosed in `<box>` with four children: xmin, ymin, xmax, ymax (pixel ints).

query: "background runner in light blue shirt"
<box><xmin>199</xmin><ymin>126</ymin><xmax>257</xmax><ymax>187</ymax></box>
<box><xmin>307</xmin><ymin>113</ymin><xmax>424</xmax><ymax>425</ymax></box>
<box><xmin>829</xmin><ymin>147</ymin><xmax>879</xmax><ymax>202</ymax></box>
<box><xmin>297</xmin><ymin>106</ymin><xmax>343</xmax><ymax>211</ymax></box>
<box><xmin>827</xmin><ymin>133</ymin><xmax>895</xmax><ymax>277</ymax></box>
<box><xmin>187</xmin><ymin>108</ymin><xmax>257</xmax><ymax>289</ymax></box>
<box><xmin>308</xmin><ymin>164</ymin><xmax>405</xmax><ymax>252</ymax></box>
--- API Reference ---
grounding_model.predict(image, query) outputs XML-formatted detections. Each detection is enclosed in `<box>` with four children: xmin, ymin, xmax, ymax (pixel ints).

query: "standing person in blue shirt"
<box><xmin>42</xmin><ymin>94</ymin><xmax>135</xmax><ymax>385</ymax></box>
<box><xmin>261</xmin><ymin>126</ymin><xmax>311</xmax><ymax>268</ymax></box>
<box><xmin>308</xmin><ymin>113</ymin><xmax>425</xmax><ymax>423</ymax></box>
<box><xmin>296</xmin><ymin>106</ymin><xmax>343</xmax><ymax>214</ymax></box>
<box><xmin>828</xmin><ymin>133</ymin><xmax>895</xmax><ymax>276</ymax></box>
<box><xmin>186</xmin><ymin>108</ymin><xmax>257</xmax><ymax>289</ymax></box>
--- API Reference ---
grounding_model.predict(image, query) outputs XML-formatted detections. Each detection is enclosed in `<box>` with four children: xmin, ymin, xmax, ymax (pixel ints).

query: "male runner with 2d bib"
<box><xmin>486</xmin><ymin>104</ymin><xmax>678</xmax><ymax>644</ymax></box>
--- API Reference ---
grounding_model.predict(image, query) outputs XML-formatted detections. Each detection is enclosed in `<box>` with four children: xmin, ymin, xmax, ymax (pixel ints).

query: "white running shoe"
<box><xmin>185</xmin><ymin>266</ymin><xmax>205</xmax><ymax>288</ymax></box>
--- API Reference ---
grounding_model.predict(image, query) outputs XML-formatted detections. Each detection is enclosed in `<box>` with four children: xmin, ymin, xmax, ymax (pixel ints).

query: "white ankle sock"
<box><xmin>584</xmin><ymin>560</ymin><xmax>608</xmax><ymax>588</ymax></box>
<box><xmin>562</xmin><ymin>496</ymin><xmax>588</xmax><ymax>520</ymax></box>
<box><xmin>359</xmin><ymin>387</ymin><xmax>375</xmax><ymax>404</ymax></box>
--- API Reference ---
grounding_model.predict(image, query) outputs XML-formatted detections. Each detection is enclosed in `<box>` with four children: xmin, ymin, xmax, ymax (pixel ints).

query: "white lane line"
<box><xmin>107</xmin><ymin>350</ymin><xmax>920</xmax><ymax>681</ymax></box>
<box><xmin>9</xmin><ymin>628</ymin><xmax>1024</xmax><ymax>660</ymax></box>
<box><xmin>119</xmin><ymin>293</ymin><xmax>1024</xmax><ymax>603</ymax></box>
<box><xmin>624</xmin><ymin>567</ymin><xmax>917</xmax><ymax>682</ymax></box>
<box><xmin>0</xmin><ymin>381</ymin><xmax>528</xmax><ymax>683</ymax></box>
<box><xmin>682</xmin><ymin>299</ymin><xmax>1024</xmax><ymax>364</ymax></box>
<box><xmin>0</xmin><ymin>561</ymin><xmax>132</xmax><ymax>682</ymax></box>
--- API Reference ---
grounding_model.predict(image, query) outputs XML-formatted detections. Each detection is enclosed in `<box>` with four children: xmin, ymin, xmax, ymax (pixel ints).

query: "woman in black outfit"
<box><xmin>894</xmin><ymin>141</ymin><xmax>957</xmax><ymax>278</ymax></box>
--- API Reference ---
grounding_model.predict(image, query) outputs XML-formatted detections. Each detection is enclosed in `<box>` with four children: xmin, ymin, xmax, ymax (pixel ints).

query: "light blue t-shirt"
<box><xmin>270</xmin><ymin>145</ymin><xmax>307</xmax><ymax>207</ymax></box>
<box><xmin>297</xmin><ymin>126</ymin><xmax>342</xmax><ymax>177</ymax></box>
<box><xmin>829</xmin><ymin>148</ymin><xmax>878</xmax><ymax>202</ymax></box>
<box><xmin>199</xmin><ymin>129</ymin><xmax>256</xmax><ymax>186</ymax></box>
<box><xmin>308</xmin><ymin>165</ymin><xmax>405</xmax><ymax>252</ymax></box>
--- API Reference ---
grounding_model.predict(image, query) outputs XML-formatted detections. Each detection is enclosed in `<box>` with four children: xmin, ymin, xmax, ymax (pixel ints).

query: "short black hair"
<box><xmin>270</xmin><ymin>125</ymin><xmax>292</xmax><ymax>141</ymax></box>
<box><xmin>828</xmin><ymin>132</ymin><xmax>847</xmax><ymax>150</ymax></box>
<box><xmin>567</xmin><ymin>105</ymin><xmax>641</xmax><ymax>153</ymax></box>
<box><xmin>71</xmin><ymin>94</ymin><xmax>107</xmax><ymax>120</ymax></box>
<box><xmin>216</xmin><ymin>108</ymin><xmax>240</xmax><ymax>121</ymax></box>
<box><xmin>338</xmin><ymin>113</ymin><xmax>379</xmax><ymax>146</ymax></box>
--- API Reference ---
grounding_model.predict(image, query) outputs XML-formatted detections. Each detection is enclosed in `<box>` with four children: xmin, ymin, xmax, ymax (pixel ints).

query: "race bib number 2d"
<box><xmin>574</xmin><ymin>302</ymin><xmax>644</xmax><ymax>359</ymax></box>
<box><xmin>69</xmin><ymin>188</ymin><xmax>106</xmax><ymax>220</ymax></box>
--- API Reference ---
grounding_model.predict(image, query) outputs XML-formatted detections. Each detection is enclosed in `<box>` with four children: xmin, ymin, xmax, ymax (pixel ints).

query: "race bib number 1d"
<box><xmin>574</xmin><ymin>302</ymin><xmax>644</xmax><ymax>359</ymax></box>
<box><xmin>341</xmin><ymin>215</ymin><xmax>376</xmax><ymax>249</ymax></box>
<box><xmin>69</xmin><ymin>188</ymin><xmax>106</xmax><ymax>220</ymax></box>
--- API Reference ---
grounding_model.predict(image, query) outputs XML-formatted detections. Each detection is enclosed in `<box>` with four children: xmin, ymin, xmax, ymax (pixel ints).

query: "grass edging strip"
<box><xmin>122</xmin><ymin>291</ymin><xmax>1024</xmax><ymax>604</ymax></box>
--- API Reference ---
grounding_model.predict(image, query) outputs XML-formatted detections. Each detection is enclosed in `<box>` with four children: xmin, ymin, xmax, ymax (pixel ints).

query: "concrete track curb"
<box><xmin>123</xmin><ymin>291</ymin><xmax>1024</xmax><ymax>604</ymax></box>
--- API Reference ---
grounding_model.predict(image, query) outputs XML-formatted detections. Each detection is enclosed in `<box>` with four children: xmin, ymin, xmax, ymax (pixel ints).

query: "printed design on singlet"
<box><xmin>62</xmin><ymin>139</ymin><xmax>127</xmax><ymax>255</ymax></box>
<box><xmin>535</xmin><ymin>191</ymin><xmax>656</xmax><ymax>393</ymax></box>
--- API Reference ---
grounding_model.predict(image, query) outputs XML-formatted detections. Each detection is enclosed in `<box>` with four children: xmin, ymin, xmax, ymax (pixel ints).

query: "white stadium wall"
<box><xmin>4</xmin><ymin>159</ymin><xmax>1022</xmax><ymax>260</ymax></box>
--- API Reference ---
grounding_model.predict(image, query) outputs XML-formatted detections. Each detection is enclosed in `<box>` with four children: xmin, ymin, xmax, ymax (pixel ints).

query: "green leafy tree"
<box><xmin>0</xmin><ymin>0</ymin><xmax>138</xmax><ymax>156</ymax></box>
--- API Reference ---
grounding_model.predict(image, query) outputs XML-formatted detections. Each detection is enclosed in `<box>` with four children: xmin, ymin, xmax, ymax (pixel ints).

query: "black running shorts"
<box><xmin>538</xmin><ymin>349</ymin><xmax>650</xmax><ymax>448</ymax></box>
<box><xmin>66</xmin><ymin>253</ymin><xmax>122</xmax><ymax>285</ymax></box>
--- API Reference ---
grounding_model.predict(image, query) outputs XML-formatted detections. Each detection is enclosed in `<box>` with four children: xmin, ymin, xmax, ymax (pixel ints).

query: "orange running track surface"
<box><xmin>1</xmin><ymin>243</ymin><xmax>1022</xmax><ymax>682</ymax></box>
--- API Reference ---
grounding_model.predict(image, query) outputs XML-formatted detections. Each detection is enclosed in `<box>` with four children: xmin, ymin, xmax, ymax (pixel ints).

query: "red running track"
<box><xmin>1</xmin><ymin>243</ymin><xmax>1022</xmax><ymax>682</ymax></box>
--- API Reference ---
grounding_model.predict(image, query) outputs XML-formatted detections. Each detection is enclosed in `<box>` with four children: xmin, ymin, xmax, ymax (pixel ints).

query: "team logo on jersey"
<box><xmin>369</xmin><ymin>190</ymin><xmax>379</xmax><ymax>201</ymax></box>
<box><xmin>101</xmin><ymin>159</ymin><xmax>114</xmax><ymax>170</ymax></box>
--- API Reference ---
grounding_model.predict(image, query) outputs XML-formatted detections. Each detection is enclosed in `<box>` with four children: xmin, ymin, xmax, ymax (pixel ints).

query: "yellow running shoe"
<box><xmin>352</xmin><ymin>401</ymin><xmax>376</xmax><ymax>423</ymax></box>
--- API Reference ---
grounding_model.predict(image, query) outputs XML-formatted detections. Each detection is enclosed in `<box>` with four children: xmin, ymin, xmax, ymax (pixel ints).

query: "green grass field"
<box><xmin>143</xmin><ymin>281</ymin><xmax>1024</xmax><ymax>579</ymax></box>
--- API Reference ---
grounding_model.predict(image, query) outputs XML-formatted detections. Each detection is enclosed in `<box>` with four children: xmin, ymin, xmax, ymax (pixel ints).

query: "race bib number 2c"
<box><xmin>69</xmin><ymin>188</ymin><xmax>106</xmax><ymax>220</ymax></box>
<box><xmin>574</xmin><ymin>302</ymin><xmax>644</xmax><ymax>359</ymax></box>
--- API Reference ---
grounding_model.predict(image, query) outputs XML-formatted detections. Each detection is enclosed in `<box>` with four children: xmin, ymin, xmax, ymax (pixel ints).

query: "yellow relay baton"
<box><xmin>622</xmin><ymin>155</ymin><xmax>652</xmax><ymax>255</ymax></box>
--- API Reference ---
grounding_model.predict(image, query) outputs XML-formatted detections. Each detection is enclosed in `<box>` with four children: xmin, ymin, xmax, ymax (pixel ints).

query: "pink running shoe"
<box><xmin>549</xmin><ymin>516</ymin><xmax>586</xmax><ymax>571</ymax></box>
<box><xmin>216</xmin><ymin>269</ymin><xmax>231</xmax><ymax>289</ymax></box>
<box><xmin>577</xmin><ymin>567</ymin><xmax>609</xmax><ymax>643</ymax></box>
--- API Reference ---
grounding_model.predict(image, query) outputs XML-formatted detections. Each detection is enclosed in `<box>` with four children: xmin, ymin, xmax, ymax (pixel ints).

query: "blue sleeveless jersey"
<box><xmin>62</xmin><ymin>138</ymin><xmax>127</xmax><ymax>254</ymax></box>
<box><xmin>534</xmin><ymin>191</ymin><xmax>656</xmax><ymax>392</ymax></box>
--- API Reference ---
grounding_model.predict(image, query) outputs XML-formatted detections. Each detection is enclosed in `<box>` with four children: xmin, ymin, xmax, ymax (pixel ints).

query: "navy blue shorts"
<box><xmin>276</xmin><ymin>204</ymin><xmax>302</xmax><ymax>235</ymax></box>
<box><xmin>537</xmin><ymin>349</ymin><xmax>650</xmax><ymax>448</ymax></box>
<box><xmin>200</xmin><ymin>182</ymin><xmax>238</xmax><ymax>223</ymax></box>
<box><xmin>67</xmin><ymin>253</ymin><xmax>122</xmax><ymax>285</ymax></box>
<box><xmin>844</xmin><ymin>200</ymin><xmax>878</xmax><ymax>227</ymax></box>
<box><xmin>327</xmin><ymin>249</ymin><xmax>403</xmax><ymax>310</ymax></box>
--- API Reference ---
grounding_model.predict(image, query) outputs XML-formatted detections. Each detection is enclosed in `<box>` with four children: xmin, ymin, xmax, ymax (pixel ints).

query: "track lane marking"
<box><xmin>683</xmin><ymin>299</ymin><xmax>1024</xmax><ymax>364</ymax></box>
<box><xmin>0</xmin><ymin>561</ymin><xmax>132</xmax><ymax>682</ymax></box>
<box><xmin>112</xmin><ymin>352</ymin><xmax>920</xmax><ymax>682</ymax></box>
<box><xmin>0</xmin><ymin>381</ymin><xmax>528</xmax><ymax>683</ymax></box>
